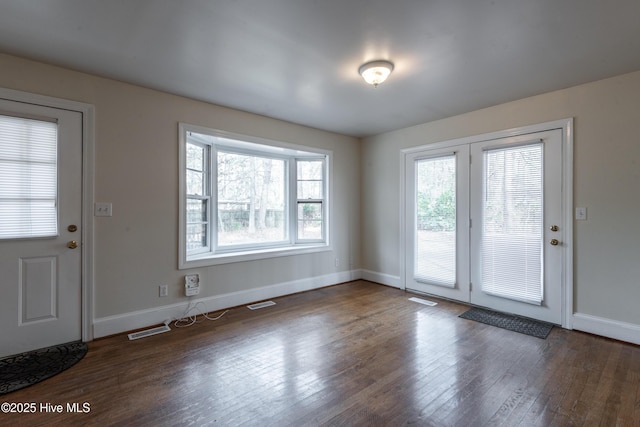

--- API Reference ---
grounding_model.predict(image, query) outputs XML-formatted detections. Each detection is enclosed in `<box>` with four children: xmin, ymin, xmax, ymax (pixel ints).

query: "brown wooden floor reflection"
<box><xmin>5</xmin><ymin>280</ymin><xmax>640</xmax><ymax>426</ymax></box>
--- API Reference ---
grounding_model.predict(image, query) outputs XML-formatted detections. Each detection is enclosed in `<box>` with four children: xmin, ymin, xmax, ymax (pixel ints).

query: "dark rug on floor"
<box><xmin>0</xmin><ymin>341</ymin><xmax>87</xmax><ymax>395</ymax></box>
<box><xmin>459</xmin><ymin>307</ymin><xmax>554</xmax><ymax>339</ymax></box>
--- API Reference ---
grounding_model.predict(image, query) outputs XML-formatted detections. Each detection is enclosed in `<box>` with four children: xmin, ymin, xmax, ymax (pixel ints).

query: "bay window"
<box><xmin>179</xmin><ymin>124</ymin><xmax>330</xmax><ymax>267</ymax></box>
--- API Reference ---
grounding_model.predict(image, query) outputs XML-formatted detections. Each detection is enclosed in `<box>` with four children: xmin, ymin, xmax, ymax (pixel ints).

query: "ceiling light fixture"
<box><xmin>358</xmin><ymin>60</ymin><xmax>394</xmax><ymax>87</ymax></box>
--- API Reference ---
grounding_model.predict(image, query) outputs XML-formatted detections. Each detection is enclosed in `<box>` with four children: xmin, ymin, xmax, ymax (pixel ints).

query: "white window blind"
<box><xmin>414</xmin><ymin>154</ymin><xmax>457</xmax><ymax>287</ymax></box>
<box><xmin>481</xmin><ymin>143</ymin><xmax>543</xmax><ymax>304</ymax></box>
<box><xmin>0</xmin><ymin>114</ymin><xmax>58</xmax><ymax>239</ymax></box>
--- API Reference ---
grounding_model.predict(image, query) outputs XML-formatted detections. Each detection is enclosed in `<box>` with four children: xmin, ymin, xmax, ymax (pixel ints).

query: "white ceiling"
<box><xmin>1</xmin><ymin>1</ymin><xmax>640</xmax><ymax>137</ymax></box>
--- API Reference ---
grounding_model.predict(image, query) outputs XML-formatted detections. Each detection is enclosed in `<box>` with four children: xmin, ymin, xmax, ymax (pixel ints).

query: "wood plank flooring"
<box><xmin>3</xmin><ymin>280</ymin><xmax>639</xmax><ymax>426</ymax></box>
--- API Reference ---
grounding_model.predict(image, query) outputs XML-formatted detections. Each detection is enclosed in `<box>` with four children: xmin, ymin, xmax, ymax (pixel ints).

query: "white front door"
<box><xmin>405</xmin><ymin>128</ymin><xmax>565</xmax><ymax>325</ymax></box>
<box><xmin>0</xmin><ymin>98</ymin><xmax>83</xmax><ymax>358</ymax></box>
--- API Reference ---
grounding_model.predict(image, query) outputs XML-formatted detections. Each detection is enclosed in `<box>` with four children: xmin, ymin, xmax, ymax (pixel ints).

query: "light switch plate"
<box><xmin>575</xmin><ymin>207</ymin><xmax>587</xmax><ymax>221</ymax></box>
<box><xmin>95</xmin><ymin>202</ymin><xmax>113</xmax><ymax>217</ymax></box>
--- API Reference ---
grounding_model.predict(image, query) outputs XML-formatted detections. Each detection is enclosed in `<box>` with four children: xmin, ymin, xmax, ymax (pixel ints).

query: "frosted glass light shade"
<box><xmin>358</xmin><ymin>60</ymin><xmax>394</xmax><ymax>87</ymax></box>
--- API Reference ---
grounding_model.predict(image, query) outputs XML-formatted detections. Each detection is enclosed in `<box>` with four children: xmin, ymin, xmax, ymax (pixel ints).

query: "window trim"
<box><xmin>178</xmin><ymin>123</ymin><xmax>332</xmax><ymax>269</ymax></box>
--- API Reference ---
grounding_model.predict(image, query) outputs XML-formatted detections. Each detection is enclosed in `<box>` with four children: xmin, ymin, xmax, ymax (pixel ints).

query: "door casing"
<box><xmin>400</xmin><ymin>119</ymin><xmax>574</xmax><ymax>329</ymax></box>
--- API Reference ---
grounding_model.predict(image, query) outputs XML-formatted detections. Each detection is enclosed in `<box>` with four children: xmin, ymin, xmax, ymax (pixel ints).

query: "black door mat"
<box><xmin>0</xmin><ymin>341</ymin><xmax>88</xmax><ymax>395</ymax></box>
<box><xmin>459</xmin><ymin>307</ymin><xmax>554</xmax><ymax>339</ymax></box>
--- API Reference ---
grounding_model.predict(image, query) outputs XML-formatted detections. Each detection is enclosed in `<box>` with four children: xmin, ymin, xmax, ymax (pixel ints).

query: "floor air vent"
<box><xmin>247</xmin><ymin>301</ymin><xmax>276</xmax><ymax>310</ymax></box>
<box><xmin>408</xmin><ymin>297</ymin><xmax>438</xmax><ymax>306</ymax></box>
<box><xmin>128</xmin><ymin>325</ymin><xmax>171</xmax><ymax>341</ymax></box>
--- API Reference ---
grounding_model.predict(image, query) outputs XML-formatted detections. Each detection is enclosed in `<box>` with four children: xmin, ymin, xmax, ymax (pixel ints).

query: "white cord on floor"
<box><xmin>168</xmin><ymin>301</ymin><xmax>229</xmax><ymax>328</ymax></box>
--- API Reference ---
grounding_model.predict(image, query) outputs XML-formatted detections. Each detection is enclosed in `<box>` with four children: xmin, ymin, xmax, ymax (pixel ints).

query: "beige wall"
<box><xmin>2</xmin><ymin>50</ymin><xmax>639</xmax><ymax>335</ymax></box>
<box><xmin>0</xmin><ymin>53</ymin><xmax>361</xmax><ymax>319</ymax></box>
<box><xmin>362</xmin><ymin>70</ymin><xmax>640</xmax><ymax>326</ymax></box>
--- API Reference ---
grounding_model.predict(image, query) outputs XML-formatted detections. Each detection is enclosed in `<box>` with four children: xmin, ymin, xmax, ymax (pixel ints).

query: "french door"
<box><xmin>405</xmin><ymin>129</ymin><xmax>564</xmax><ymax>324</ymax></box>
<box><xmin>405</xmin><ymin>145</ymin><xmax>470</xmax><ymax>302</ymax></box>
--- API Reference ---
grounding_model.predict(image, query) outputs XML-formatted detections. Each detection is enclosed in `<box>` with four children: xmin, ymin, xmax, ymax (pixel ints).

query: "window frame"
<box><xmin>179</xmin><ymin>123</ymin><xmax>331</xmax><ymax>269</ymax></box>
<box><xmin>184</xmin><ymin>139</ymin><xmax>211</xmax><ymax>256</ymax></box>
<box><xmin>295</xmin><ymin>157</ymin><xmax>327</xmax><ymax>244</ymax></box>
<box><xmin>214</xmin><ymin>145</ymin><xmax>290</xmax><ymax>252</ymax></box>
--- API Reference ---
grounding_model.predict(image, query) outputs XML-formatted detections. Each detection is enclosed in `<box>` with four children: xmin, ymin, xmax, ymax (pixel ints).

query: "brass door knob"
<box><xmin>67</xmin><ymin>240</ymin><xmax>79</xmax><ymax>249</ymax></box>
<box><xmin>550</xmin><ymin>239</ymin><xmax>560</xmax><ymax>246</ymax></box>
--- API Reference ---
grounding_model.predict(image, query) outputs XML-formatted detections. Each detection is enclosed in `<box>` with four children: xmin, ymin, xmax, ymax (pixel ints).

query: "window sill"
<box><xmin>180</xmin><ymin>243</ymin><xmax>331</xmax><ymax>269</ymax></box>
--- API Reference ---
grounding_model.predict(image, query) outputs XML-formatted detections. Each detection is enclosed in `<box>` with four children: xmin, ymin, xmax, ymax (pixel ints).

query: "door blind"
<box><xmin>0</xmin><ymin>114</ymin><xmax>58</xmax><ymax>238</ymax></box>
<box><xmin>481</xmin><ymin>143</ymin><xmax>543</xmax><ymax>304</ymax></box>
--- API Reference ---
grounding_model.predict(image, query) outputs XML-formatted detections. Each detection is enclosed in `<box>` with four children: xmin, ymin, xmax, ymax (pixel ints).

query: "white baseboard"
<box><xmin>361</xmin><ymin>269</ymin><xmax>402</xmax><ymax>289</ymax></box>
<box><xmin>93</xmin><ymin>269</ymin><xmax>361</xmax><ymax>338</ymax></box>
<box><xmin>572</xmin><ymin>313</ymin><xmax>640</xmax><ymax>345</ymax></box>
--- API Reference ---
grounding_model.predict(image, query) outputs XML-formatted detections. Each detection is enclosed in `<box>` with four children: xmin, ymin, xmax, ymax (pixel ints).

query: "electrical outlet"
<box><xmin>185</xmin><ymin>274</ymin><xmax>200</xmax><ymax>296</ymax></box>
<box><xmin>159</xmin><ymin>284</ymin><xmax>168</xmax><ymax>297</ymax></box>
<box><xmin>335</xmin><ymin>257</ymin><xmax>340</xmax><ymax>267</ymax></box>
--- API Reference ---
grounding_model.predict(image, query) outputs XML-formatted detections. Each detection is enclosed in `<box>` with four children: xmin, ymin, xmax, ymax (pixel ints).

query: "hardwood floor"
<box><xmin>4</xmin><ymin>280</ymin><xmax>639</xmax><ymax>426</ymax></box>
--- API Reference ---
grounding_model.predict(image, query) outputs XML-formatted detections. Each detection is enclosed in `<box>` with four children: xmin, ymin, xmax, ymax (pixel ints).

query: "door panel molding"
<box><xmin>19</xmin><ymin>256</ymin><xmax>58</xmax><ymax>324</ymax></box>
<box><xmin>0</xmin><ymin>87</ymin><xmax>95</xmax><ymax>342</ymax></box>
<box><xmin>400</xmin><ymin>118</ymin><xmax>573</xmax><ymax>328</ymax></box>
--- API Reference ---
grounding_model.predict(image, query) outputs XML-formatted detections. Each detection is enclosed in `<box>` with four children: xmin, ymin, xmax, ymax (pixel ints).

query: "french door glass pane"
<box><xmin>482</xmin><ymin>143</ymin><xmax>543</xmax><ymax>304</ymax></box>
<box><xmin>415</xmin><ymin>155</ymin><xmax>456</xmax><ymax>287</ymax></box>
<box><xmin>0</xmin><ymin>115</ymin><xmax>57</xmax><ymax>239</ymax></box>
